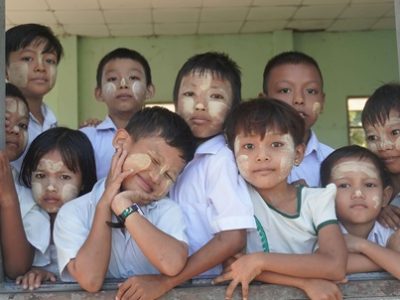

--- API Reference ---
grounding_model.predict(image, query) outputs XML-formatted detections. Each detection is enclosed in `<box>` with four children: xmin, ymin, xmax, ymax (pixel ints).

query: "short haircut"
<box><xmin>20</xmin><ymin>127</ymin><xmax>97</xmax><ymax>195</ymax></box>
<box><xmin>125</xmin><ymin>106</ymin><xmax>196</xmax><ymax>164</ymax></box>
<box><xmin>96</xmin><ymin>47</ymin><xmax>152</xmax><ymax>88</ymax></box>
<box><xmin>225</xmin><ymin>97</ymin><xmax>305</xmax><ymax>151</ymax></box>
<box><xmin>173</xmin><ymin>52</ymin><xmax>241</xmax><ymax>109</ymax></box>
<box><xmin>6</xmin><ymin>82</ymin><xmax>28</xmax><ymax>109</ymax></box>
<box><xmin>361</xmin><ymin>83</ymin><xmax>400</xmax><ymax>127</ymax></box>
<box><xmin>320</xmin><ymin>145</ymin><xmax>391</xmax><ymax>188</ymax></box>
<box><xmin>262</xmin><ymin>51</ymin><xmax>323</xmax><ymax>94</ymax></box>
<box><xmin>6</xmin><ymin>23</ymin><xmax>64</xmax><ymax>65</ymax></box>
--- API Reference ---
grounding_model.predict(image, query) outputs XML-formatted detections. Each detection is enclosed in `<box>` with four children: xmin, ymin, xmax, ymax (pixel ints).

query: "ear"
<box><xmin>145</xmin><ymin>84</ymin><xmax>155</xmax><ymax>100</ymax></box>
<box><xmin>94</xmin><ymin>87</ymin><xmax>104</xmax><ymax>102</ymax></box>
<box><xmin>294</xmin><ymin>143</ymin><xmax>306</xmax><ymax>166</ymax></box>
<box><xmin>112</xmin><ymin>129</ymin><xmax>132</xmax><ymax>151</ymax></box>
<box><xmin>258</xmin><ymin>92</ymin><xmax>267</xmax><ymax>98</ymax></box>
<box><xmin>382</xmin><ymin>185</ymin><xmax>394</xmax><ymax>207</ymax></box>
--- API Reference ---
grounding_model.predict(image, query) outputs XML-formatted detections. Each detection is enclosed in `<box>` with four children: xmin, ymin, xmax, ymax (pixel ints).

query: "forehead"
<box><xmin>267</xmin><ymin>63</ymin><xmax>322</xmax><ymax>84</ymax></box>
<box><xmin>366</xmin><ymin>109</ymin><xmax>400</xmax><ymax>129</ymax></box>
<box><xmin>180</xmin><ymin>71</ymin><xmax>232</xmax><ymax>89</ymax></box>
<box><xmin>332</xmin><ymin>157</ymin><xmax>379</xmax><ymax>176</ymax></box>
<box><xmin>102</xmin><ymin>58</ymin><xmax>145</xmax><ymax>74</ymax></box>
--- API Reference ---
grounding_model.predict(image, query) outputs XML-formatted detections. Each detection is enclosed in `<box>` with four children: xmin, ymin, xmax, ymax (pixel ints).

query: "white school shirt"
<box><xmin>12</xmin><ymin>103</ymin><xmax>57</xmax><ymax>172</ymax></box>
<box><xmin>288</xmin><ymin>130</ymin><xmax>333</xmax><ymax>188</ymax></box>
<box><xmin>246</xmin><ymin>183</ymin><xmax>337</xmax><ymax>254</ymax></box>
<box><xmin>170</xmin><ymin>134</ymin><xmax>256</xmax><ymax>276</ymax></box>
<box><xmin>80</xmin><ymin>116</ymin><xmax>117</xmax><ymax>180</ymax></box>
<box><xmin>339</xmin><ymin>222</ymin><xmax>394</xmax><ymax>247</ymax></box>
<box><xmin>14</xmin><ymin>177</ymin><xmax>55</xmax><ymax>272</ymax></box>
<box><xmin>54</xmin><ymin>178</ymin><xmax>188</xmax><ymax>282</ymax></box>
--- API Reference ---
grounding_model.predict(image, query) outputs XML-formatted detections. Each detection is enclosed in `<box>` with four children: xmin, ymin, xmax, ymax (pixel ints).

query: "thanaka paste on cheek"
<box><xmin>237</xmin><ymin>155</ymin><xmax>250</xmax><ymax>179</ymax></box>
<box><xmin>181</xmin><ymin>97</ymin><xmax>195</xmax><ymax>117</ymax></box>
<box><xmin>312</xmin><ymin>102</ymin><xmax>321</xmax><ymax>117</ymax></box>
<box><xmin>331</xmin><ymin>161</ymin><xmax>379</xmax><ymax>180</ymax></box>
<box><xmin>102</xmin><ymin>82</ymin><xmax>117</xmax><ymax>98</ymax></box>
<box><xmin>123</xmin><ymin>153</ymin><xmax>152</xmax><ymax>173</ymax></box>
<box><xmin>277</xmin><ymin>134</ymin><xmax>296</xmax><ymax>180</ymax></box>
<box><xmin>208</xmin><ymin>101</ymin><xmax>227</xmax><ymax>120</ymax></box>
<box><xmin>61</xmin><ymin>183</ymin><xmax>79</xmax><ymax>203</ymax></box>
<box><xmin>31</xmin><ymin>182</ymin><xmax>43</xmax><ymax>205</ymax></box>
<box><xmin>8</xmin><ymin>62</ymin><xmax>29</xmax><ymax>88</ymax></box>
<box><xmin>132</xmin><ymin>81</ymin><xmax>146</xmax><ymax>100</ymax></box>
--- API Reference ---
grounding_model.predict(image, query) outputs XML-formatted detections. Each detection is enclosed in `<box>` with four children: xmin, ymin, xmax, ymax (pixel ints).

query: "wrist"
<box><xmin>116</xmin><ymin>203</ymin><xmax>143</xmax><ymax>225</ymax></box>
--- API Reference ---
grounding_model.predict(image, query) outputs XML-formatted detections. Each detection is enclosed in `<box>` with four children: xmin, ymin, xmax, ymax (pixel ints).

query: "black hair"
<box><xmin>96</xmin><ymin>48</ymin><xmax>152</xmax><ymax>88</ymax></box>
<box><xmin>125</xmin><ymin>106</ymin><xmax>196</xmax><ymax>163</ymax></box>
<box><xmin>361</xmin><ymin>83</ymin><xmax>400</xmax><ymax>128</ymax></box>
<box><xmin>20</xmin><ymin>127</ymin><xmax>97</xmax><ymax>195</ymax></box>
<box><xmin>262</xmin><ymin>51</ymin><xmax>323</xmax><ymax>95</ymax></box>
<box><xmin>173</xmin><ymin>52</ymin><xmax>241</xmax><ymax>109</ymax></box>
<box><xmin>6</xmin><ymin>23</ymin><xmax>64</xmax><ymax>65</ymax></box>
<box><xmin>320</xmin><ymin>145</ymin><xmax>391</xmax><ymax>188</ymax></box>
<box><xmin>225</xmin><ymin>97</ymin><xmax>305</xmax><ymax>151</ymax></box>
<box><xmin>6</xmin><ymin>82</ymin><xmax>28</xmax><ymax>109</ymax></box>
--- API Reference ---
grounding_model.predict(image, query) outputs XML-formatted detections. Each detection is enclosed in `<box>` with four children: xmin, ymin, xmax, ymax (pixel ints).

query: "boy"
<box><xmin>54</xmin><ymin>107</ymin><xmax>196</xmax><ymax>293</ymax></box>
<box><xmin>361</xmin><ymin>83</ymin><xmax>400</xmax><ymax>229</ymax></box>
<box><xmin>0</xmin><ymin>83</ymin><xmax>33</xmax><ymax>278</ymax></box>
<box><xmin>6</xmin><ymin>23</ymin><xmax>64</xmax><ymax>171</ymax></box>
<box><xmin>214</xmin><ymin>98</ymin><xmax>346</xmax><ymax>300</ymax></box>
<box><xmin>261</xmin><ymin>51</ymin><xmax>333</xmax><ymax>187</ymax></box>
<box><xmin>115</xmin><ymin>52</ymin><xmax>255</xmax><ymax>300</ymax></box>
<box><xmin>80</xmin><ymin>47</ymin><xmax>155</xmax><ymax>179</ymax></box>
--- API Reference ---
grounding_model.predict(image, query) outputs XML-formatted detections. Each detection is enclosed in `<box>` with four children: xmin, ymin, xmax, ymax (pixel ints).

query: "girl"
<box><xmin>320</xmin><ymin>145</ymin><xmax>400</xmax><ymax>278</ymax></box>
<box><xmin>15</xmin><ymin>127</ymin><xmax>96</xmax><ymax>290</ymax></box>
<box><xmin>214</xmin><ymin>98</ymin><xmax>347</xmax><ymax>300</ymax></box>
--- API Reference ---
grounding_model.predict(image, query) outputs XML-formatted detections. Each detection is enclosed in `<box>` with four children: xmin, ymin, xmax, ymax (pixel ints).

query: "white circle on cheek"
<box><xmin>102</xmin><ymin>82</ymin><xmax>117</xmax><ymax>98</ymax></box>
<box><xmin>372</xmin><ymin>195</ymin><xmax>381</xmax><ymax>209</ymax></box>
<box><xmin>61</xmin><ymin>183</ymin><xmax>79</xmax><ymax>203</ymax></box>
<box><xmin>31</xmin><ymin>182</ymin><xmax>44</xmax><ymax>204</ymax></box>
<box><xmin>153</xmin><ymin>179</ymin><xmax>172</xmax><ymax>199</ymax></box>
<box><xmin>208</xmin><ymin>101</ymin><xmax>227</xmax><ymax>120</ymax></box>
<box><xmin>182</xmin><ymin>97</ymin><xmax>195</xmax><ymax>117</ymax></box>
<box><xmin>237</xmin><ymin>155</ymin><xmax>250</xmax><ymax>178</ymax></box>
<box><xmin>132</xmin><ymin>81</ymin><xmax>146</xmax><ymax>100</ymax></box>
<box><xmin>48</xmin><ymin>65</ymin><xmax>57</xmax><ymax>88</ymax></box>
<box><xmin>8</xmin><ymin>62</ymin><xmax>29</xmax><ymax>88</ymax></box>
<box><xmin>367</xmin><ymin>141</ymin><xmax>378</xmax><ymax>153</ymax></box>
<box><xmin>312</xmin><ymin>102</ymin><xmax>321</xmax><ymax>117</ymax></box>
<box><xmin>123</xmin><ymin>153</ymin><xmax>152</xmax><ymax>172</ymax></box>
<box><xmin>22</xmin><ymin>131</ymin><xmax>28</xmax><ymax>150</ymax></box>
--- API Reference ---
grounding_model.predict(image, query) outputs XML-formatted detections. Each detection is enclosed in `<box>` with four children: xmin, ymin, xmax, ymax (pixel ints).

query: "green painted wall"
<box><xmin>46</xmin><ymin>29</ymin><xmax>398</xmax><ymax>149</ymax></box>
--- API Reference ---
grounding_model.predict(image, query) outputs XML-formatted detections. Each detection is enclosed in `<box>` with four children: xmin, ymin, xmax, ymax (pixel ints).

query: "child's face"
<box><xmin>7</xmin><ymin>39</ymin><xmax>58</xmax><ymax>99</ymax></box>
<box><xmin>96</xmin><ymin>58</ymin><xmax>153</xmax><ymax>116</ymax></box>
<box><xmin>5</xmin><ymin>96</ymin><xmax>29</xmax><ymax>161</ymax></box>
<box><xmin>233</xmin><ymin>129</ymin><xmax>304</xmax><ymax>191</ymax></box>
<box><xmin>331</xmin><ymin>157</ymin><xmax>391</xmax><ymax>226</ymax></box>
<box><xmin>265</xmin><ymin>63</ymin><xmax>324</xmax><ymax>132</ymax></box>
<box><xmin>176</xmin><ymin>71</ymin><xmax>233</xmax><ymax>139</ymax></box>
<box><xmin>31</xmin><ymin>150</ymin><xmax>82</xmax><ymax>214</ymax></box>
<box><xmin>120</xmin><ymin>134</ymin><xmax>186</xmax><ymax>200</ymax></box>
<box><xmin>364</xmin><ymin>109</ymin><xmax>400</xmax><ymax>174</ymax></box>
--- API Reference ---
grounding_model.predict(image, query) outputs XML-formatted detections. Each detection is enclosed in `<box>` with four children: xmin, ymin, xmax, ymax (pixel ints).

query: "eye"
<box><xmin>210</xmin><ymin>93</ymin><xmax>224</xmax><ymax>100</ymax></box>
<box><xmin>271</xmin><ymin>142</ymin><xmax>284</xmax><ymax>148</ymax></box>
<box><xmin>129</xmin><ymin>75</ymin><xmax>140</xmax><ymax>81</ymax></box>
<box><xmin>391</xmin><ymin>129</ymin><xmax>400</xmax><ymax>136</ymax></box>
<box><xmin>34</xmin><ymin>172</ymin><xmax>45</xmax><ymax>179</ymax></box>
<box><xmin>243</xmin><ymin>143</ymin><xmax>255</xmax><ymax>150</ymax></box>
<box><xmin>19</xmin><ymin>122</ymin><xmax>28</xmax><ymax>130</ymax></box>
<box><xmin>182</xmin><ymin>91</ymin><xmax>195</xmax><ymax>97</ymax></box>
<box><xmin>337</xmin><ymin>183</ymin><xmax>350</xmax><ymax>189</ymax></box>
<box><xmin>45</xmin><ymin>58</ymin><xmax>57</xmax><ymax>65</ymax></box>
<box><xmin>106</xmin><ymin>76</ymin><xmax>118</xmax><ymax>82</ymax></box>
<box><xmin>60</xmin><ymin>174</ymin><xmax>72</xmax><ymax>180</ymax></box>
<box><xmin>366</xmin><ymin>135</ymin><xmax>378</xmax><ymax>142</ymax></box>
<box><xmin>306</xmin><ymin>88</ymin><xmax>318</xmax><ymax>95</ymax></box>
<box><xmin>151</xmin><ymin>157</ymin><xmax>161</xmax><ymax>166</ymax></box>
<box><xmin>278</xmin><ymin>88</ymin><xmax>290</xmax><ymax>94</ymax></box>
<box><xmin>365</xmin><ymin>182</ymin><xmax>377</xmax><ymax>188</ymax></box>
<box><xmin>21</xmin><ymin>56</ymin><xmax>33</xmax><ymax>62</ymax></box>
<box><xmin>163</xmin><ymin>172</ymin><xmax>175</xmax><ymax>182</ymax></box>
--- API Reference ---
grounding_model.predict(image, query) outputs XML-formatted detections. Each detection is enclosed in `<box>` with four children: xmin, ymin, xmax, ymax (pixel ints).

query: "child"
<box><xmin>54</xmin><ymin>107</ymin><xmax>196</xmax><ymax>293</ymax></box>
<box><xmin>0</xmin><ymin>83</ymin><xmax>33</xmax><ymax>279</ymax></box>
<box><xmin>214</xmin><ymin>98</ymin><xmax>346</xmax><ymax>300</ymax></box>
<box><xmin>15</xmin><ymin>127</ymin><xmax>97</xmax><ymax>290</ymax></box>
<box><xmin>114</xmin><ymin>52</ymin><xmax>255</xmax><ymax>300</ymax></box>
<box><xmin>320</xmin><ymin>145</ymin><xmax>400</xmax><ymax>278</ymax></box>
<box><xmin>261</xmin><ymin>51</ymin><xmax>333</xmax><ymax>187</ymax></box>
<box><xmin>80</xmin><ymin>47</ymin><xmax>155</xmax><ymax>179</ymax></box>
<box><xmin>6</xmin><ymin>23</ymin><xmax>64</xmax><ymax>172</ymax></box>
<box><xmin>361</xmin><ymin>83</ymin><xmax>400</xmax><ymax>229</ymax></box>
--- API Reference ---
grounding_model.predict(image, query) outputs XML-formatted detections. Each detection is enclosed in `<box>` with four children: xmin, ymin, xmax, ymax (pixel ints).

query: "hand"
<box><xmin>343</xmin><ymin>234</ymin><xmax>366</xmax><ymax>253</ymax></box>
<box><xmin>115</xmin><ymin>274</ymin><xmax>170</xmax><ymax>300</ymax></box>
<box><xmin>213</xmin><ymin>253</ymin><xmax>264</xmax><ymax>300</ymax></box>
<box><xmin>222</xmin><ymin>252</ymin><xmax>244</xmax><ymax>273</ymax></box>
<box><xmin>15</xmin><ymin>268</ymin><xmax>56</xmax><ymax>290</ymax></box>
<box><xmin>79</xmin><ymin>118</ymin><xmax>102</xmax><ymax>128</ymax></box>
<box><xmin>111</xmin><ymin>190</ymin><xmax>153</xmax><ymax>216</ymax></box>
<box><xmin>302</xmin><ymin>278</ymin><xmax>342</xmax><ymax>300</ymax></box>
<box><xmin>378</xmin><ymin>205</ymin><xmax>400</xmax><ymax>230</ymax></box>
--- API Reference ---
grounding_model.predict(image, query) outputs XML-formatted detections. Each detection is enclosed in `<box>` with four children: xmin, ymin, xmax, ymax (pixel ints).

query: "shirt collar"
<box><xmin>96</xmin><ymin>116</ymin><xmax>118</xmax><ymax>131</ymax></box>
<box><xmin>196</xmin><ymin>134</ymin><xmax>226</xmax><ymax>155</ymax></box>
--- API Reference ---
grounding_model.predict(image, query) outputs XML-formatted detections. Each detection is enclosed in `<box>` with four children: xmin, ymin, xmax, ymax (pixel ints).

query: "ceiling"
<box><xmin>5</xmin><ymin>0</ymin><xmax>396</xmax><ymax>37</ymax></box>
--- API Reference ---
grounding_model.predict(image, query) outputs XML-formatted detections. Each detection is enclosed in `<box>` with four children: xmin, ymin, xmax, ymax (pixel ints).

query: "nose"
<box><xmin>7</xmin><ymin>124</ymin><xmax>20</xmax><ymax>135</ymax></box>
<box><xmin>194</xmin><ymin>99</ymin><xmax>206</xmax><ymax>111</ymax></box>
<box><xmin>149</xmin><ymin>167</ymin><xmax>162</xmax><ymax>184</ymax></box>
<box><xmin>292</xmin><ymin>90</ymin><xmax>304</xmax><ymax>105</ymax></box>
<box><xmin>256</xmin><ymin>149</ymin><xmax>270</xmax><ymax>162</ymax></box>
<box><xmin>34</xmin><ymin>56</ymin><xmax>45</xmax><ymax>72</ymax></box>
<box><xmin>119</xmin><ymin>77</ymin><xmax>128</xmax><ymax>89</ymax></box>
<box><xmin>378</xmin><ymin>137</ymin><xmax>394</xmax><ymax>151</ymax></box>
<box><xmin>46</xmin><ymin>178</ymin><xmax>57</xmax><ymax>192</ymax></box>
<box><xmin>351</xmin><ymin>188</ymin><xmax>364</xmax><ymax>199</ymax></box>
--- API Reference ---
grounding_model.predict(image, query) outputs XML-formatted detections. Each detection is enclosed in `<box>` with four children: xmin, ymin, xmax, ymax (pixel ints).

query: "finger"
<box><xmin>27</xmin><ymin>272</ymin><xmax>37</xmax><ymax>290</ymax></box>
<box><xmin>225</xmin><ymin>279</ymin><xmax>239</xmax><ymax>300</ymax></box>
<box><xmin>241</xmin><ymin>282</ymin><xmax>249</xmax><ymax>300</ymax></box>
<box><xmin>116</xmin><ymin>281</ymin><xmax>130</xmax><ymax>300</ymax></box>
<box><xmin>49</xmin><ymin>273</ymin><xmax>57</xmax><ymax>282</ymax></box>
<box><xmin>212</xmin><ymin>271</ymin><xmax>232</xmax><ymax>284</ymax></box>
<box><xmin>121</xmin><ymin>285</ymin><xmax>140</xmax><ymax>300</ymax></box>
<box><xmin>33</xmin><ymin>274</ymin><xmax>43</xmax><ymax>289</ymax></box>
<box><xmin>15</xmin><ymin>276</ymin><xmax>23</xmax><ymax>285</ymax></box>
